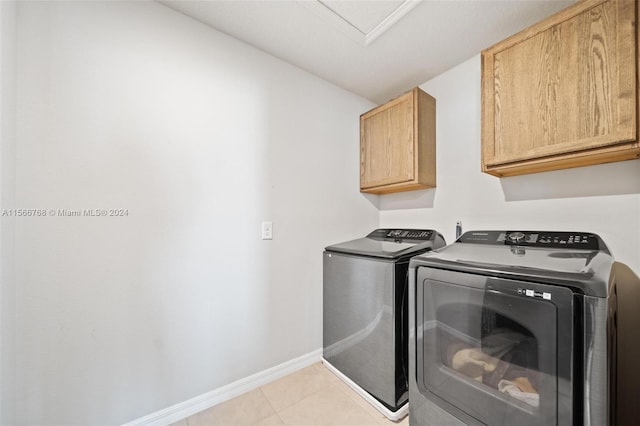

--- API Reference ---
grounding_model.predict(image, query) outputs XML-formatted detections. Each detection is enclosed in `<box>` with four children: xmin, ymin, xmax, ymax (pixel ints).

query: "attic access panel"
<box><xmin>302</xmin><ymin>0</ymin><xmax>420</xmax><ymax>46</ymax></box>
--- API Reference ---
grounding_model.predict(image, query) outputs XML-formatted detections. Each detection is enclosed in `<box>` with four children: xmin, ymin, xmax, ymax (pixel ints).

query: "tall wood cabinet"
<box><xmin>481</xmin><ymin>0</ymin><xmax>640</xmax><ymax>177</ymax></box>
<box><xmin>360</xmin><ymin>87</ymin><xmax>436</xmax><ymax>194</ymax></box>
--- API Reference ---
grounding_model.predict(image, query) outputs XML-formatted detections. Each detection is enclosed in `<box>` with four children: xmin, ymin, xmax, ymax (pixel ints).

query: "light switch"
<box><xmin>261</xmin><ymin>222</ymin><xmax>273</xmax><ymax>240</ymax></box>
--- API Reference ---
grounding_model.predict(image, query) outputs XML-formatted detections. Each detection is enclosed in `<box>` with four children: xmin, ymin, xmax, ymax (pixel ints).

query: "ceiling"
<box><xmin>159</xmin><ymin>0</ymin><xmax>573</xmax><ymax>104</ymax></box>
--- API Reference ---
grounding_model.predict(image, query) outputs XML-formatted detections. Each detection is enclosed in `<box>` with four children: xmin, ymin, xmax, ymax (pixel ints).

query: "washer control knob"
<box><xmin>508</xmin><ymin>232</ymin><xmax>526</xmax><ymax>243</ymax></box>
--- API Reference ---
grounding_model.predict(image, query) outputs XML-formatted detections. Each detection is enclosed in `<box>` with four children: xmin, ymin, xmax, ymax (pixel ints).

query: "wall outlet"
<box><xmin>261</xmin><ymin>222</ymin><xmax>273</xmax><ymax>240</ymax></box>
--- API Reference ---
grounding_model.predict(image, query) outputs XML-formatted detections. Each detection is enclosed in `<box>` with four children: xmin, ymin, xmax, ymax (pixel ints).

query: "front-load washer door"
<box><xmin>416</xmin><ymin>267</ymin><xmax>575</xmax><ymax>426</ymax></box>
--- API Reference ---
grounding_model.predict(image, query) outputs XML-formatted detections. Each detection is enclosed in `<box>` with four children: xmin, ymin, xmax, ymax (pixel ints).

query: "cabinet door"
<box><xmin>360</xmin><ymin>92</ymin><xmax>415</xmax><ymax>189</ymax></box>
<box><xmin>482</xmin><ymin>0</ymin><xmax>637</xmax><ymax>171</ymax></box>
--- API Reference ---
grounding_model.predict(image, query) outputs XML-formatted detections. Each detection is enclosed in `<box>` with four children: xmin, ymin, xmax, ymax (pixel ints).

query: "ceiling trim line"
<box><xmin>298</xmin><ymin>0</ymin><xmax>422</xmax><ymax>47</ymax></box>
<box><xmin>298</xmin><ymin>1</ymin><xmax>367</xmax><ymax>46</ymax></box>
<box><xmin>364</xmin><ymin>0</ymin><xmax>422</xmax><ymax>46</ymax></box>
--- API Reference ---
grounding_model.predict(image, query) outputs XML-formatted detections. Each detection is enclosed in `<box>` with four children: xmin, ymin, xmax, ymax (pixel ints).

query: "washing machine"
<box><xmin>323</xmin><ymin>228</ymin><xmax>446</xmax><ymax>420</ymax></box>
<box><xmin>408</xmin><ymin>230</ymin><xmax>640</xmax><ymax>426</ymax></box>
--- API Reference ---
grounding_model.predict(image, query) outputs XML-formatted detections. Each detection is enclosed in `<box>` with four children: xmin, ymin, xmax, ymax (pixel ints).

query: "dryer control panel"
<box><xmin>459</xmin><ymin>230</ymin><xmax>602</xmax><ymax>250</ymax></box>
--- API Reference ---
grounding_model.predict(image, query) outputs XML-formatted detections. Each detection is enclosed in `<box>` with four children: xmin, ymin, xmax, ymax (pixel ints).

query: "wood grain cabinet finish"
<box><xmin>482</xmin><ymin>0</ymin><xmax>640</xmax><ymax>177</ymax></box>
<box><xmin>360</xmin><ymin>87</ymin><xmax>436</xmax><ymax>194</ymax></box>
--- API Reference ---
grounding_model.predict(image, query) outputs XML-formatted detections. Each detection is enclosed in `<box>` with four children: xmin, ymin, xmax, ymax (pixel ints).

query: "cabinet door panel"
<box><xmin>484</xmin><ymin>0</ymin><xmax>636</xmax><ymax>168</ymax></box>
<box><xmin>361</xmin><ymin>95</ymin><xmax>414</xmax><ymax>188</ymax></box>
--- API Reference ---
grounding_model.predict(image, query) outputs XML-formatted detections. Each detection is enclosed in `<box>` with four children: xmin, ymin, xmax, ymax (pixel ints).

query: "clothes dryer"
<box><xmin>408</xmin><ymin>230</ymin><xmax>640</xmax><ymax>426</ymax></box>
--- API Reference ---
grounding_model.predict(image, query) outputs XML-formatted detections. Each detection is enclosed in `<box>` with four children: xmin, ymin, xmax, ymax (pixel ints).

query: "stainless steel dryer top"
<box><xmin>409</xmin><ymin>230</ymin><xmax>615</xmax><ymax>297</ymax></box>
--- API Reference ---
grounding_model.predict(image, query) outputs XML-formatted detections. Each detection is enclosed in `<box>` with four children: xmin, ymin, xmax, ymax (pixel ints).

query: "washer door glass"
<box><xmin>416</xmin><ymin>268</ymin><xmax>574</xmax><ymax>426</ymax></box>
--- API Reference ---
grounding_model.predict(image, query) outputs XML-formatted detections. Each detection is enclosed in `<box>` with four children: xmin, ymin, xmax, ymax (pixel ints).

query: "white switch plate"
<box><xmin>261</xmin><ymin>222</ymin><xmax>273</xmax><ymax>240</ymax></box>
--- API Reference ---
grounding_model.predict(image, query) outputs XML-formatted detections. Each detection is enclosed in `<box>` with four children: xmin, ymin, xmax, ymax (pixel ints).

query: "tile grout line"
<box><xmin>270</xmin><ymin>381</ymin><xmax>341</xmax><ymax>422</ymax></box>
<box><xmin>273</xmin><ymin>411</ymin><xmax>287</xmax><ymax>426</ymax></box>
<box><xmin>259</xmin><ymin>380</ymin><xmax>331</xmax><ymax>426</ymax></box>
<box><xmin>333</xmin><ymin>383</ymin><xmax>389</xmax><ymax>425</ymax></box>
<box><xmin>259</xmin><ymin>363</ymin><xmax>339</xmax><ymax>414</ymax></box>
<box><xmin>326</xmin><ymin>368</ymin><xmax>404</xmax><ymax>425</ymax></box>
<box><xmin>257</xmin><ymin>386</ymin><xmax>281</xmax><ymax>423</ymax></box>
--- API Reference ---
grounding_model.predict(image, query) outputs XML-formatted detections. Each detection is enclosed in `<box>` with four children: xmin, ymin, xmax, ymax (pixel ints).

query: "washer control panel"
<box><xmin>459</xmin><ymin>231</ymin><xmax>601</xmax><ymax>250</ymax></box>
<box><xmin>367</xmin><ymin>229</ymin><xmax>434</xmax><ymax>241</ymax></box>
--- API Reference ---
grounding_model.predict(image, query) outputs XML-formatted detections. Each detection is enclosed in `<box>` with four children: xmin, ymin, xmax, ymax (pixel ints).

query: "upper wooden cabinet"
<box><xmin>360</xmin><ymin>87</ymin><xmax>436</xmax><ymax>194</ymax></box>
<box><xmin>481</xmin><ymin>0</ymin><xmax>640</xmax><ymax>177</ymax></box>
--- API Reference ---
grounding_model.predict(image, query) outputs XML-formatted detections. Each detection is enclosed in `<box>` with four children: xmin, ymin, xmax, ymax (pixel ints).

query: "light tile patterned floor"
<box><xmin>170</xmin><ymin>362</ymin><xmax>409</xmax><ymax>426</ymax></box>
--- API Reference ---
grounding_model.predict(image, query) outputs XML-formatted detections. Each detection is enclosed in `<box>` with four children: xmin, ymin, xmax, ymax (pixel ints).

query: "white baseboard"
<box><xmin>122</xmin><ymin>348</ymin><xmax>323</xmax><ymax>426</ymax></box>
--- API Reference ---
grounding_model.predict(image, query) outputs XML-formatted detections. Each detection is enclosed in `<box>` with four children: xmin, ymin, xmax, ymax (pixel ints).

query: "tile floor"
<box><xmin>170</xmin><ymin>362</ymin><xmax>409</xmax><ymax>426</ymax></box>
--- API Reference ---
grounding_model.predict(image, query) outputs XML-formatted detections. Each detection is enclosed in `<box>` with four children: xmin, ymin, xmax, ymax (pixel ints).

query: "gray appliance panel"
<box><xmin>410</xmin><ymin>242</ymin><xmax>615</xmax><ymax>297</ymax></box>
<box><xmin>583</xmin><ymin>296</ymin><xmax>607</xmax><ymax>426</ymax></box>
<box><xmin>325</xmin><ymin>228</ymin><xmax>444</xmax><ymax>259</ymax></box>
<box><xmin>323</xmin><ymin>251</ymin><xmax>403</xmax><ymax>408</ymax></box>
<box><xmin>409</xmin><ymin>268</ymin><xmax>469</xmax><ymax>426</ymax></box>
<box><xmin>326</xmin><ymin>238</ymin><xmax>425</xmax><ymax>259</ymax></box>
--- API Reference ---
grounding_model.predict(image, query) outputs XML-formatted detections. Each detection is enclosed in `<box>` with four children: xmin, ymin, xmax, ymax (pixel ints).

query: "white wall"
<box><xmin>379</xmin><ymin>55</ymin><xmax>640</xmax><ymax>276</ymax></box>
<box><xmin>13</xmin><ymin>1</ymin><xmax>377</xmax><ymax>424</ymax></box>
<box><xmin>1</xmin><ymin>0</ymin><xmax>18</xmax><ymax>424</ymax></box>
